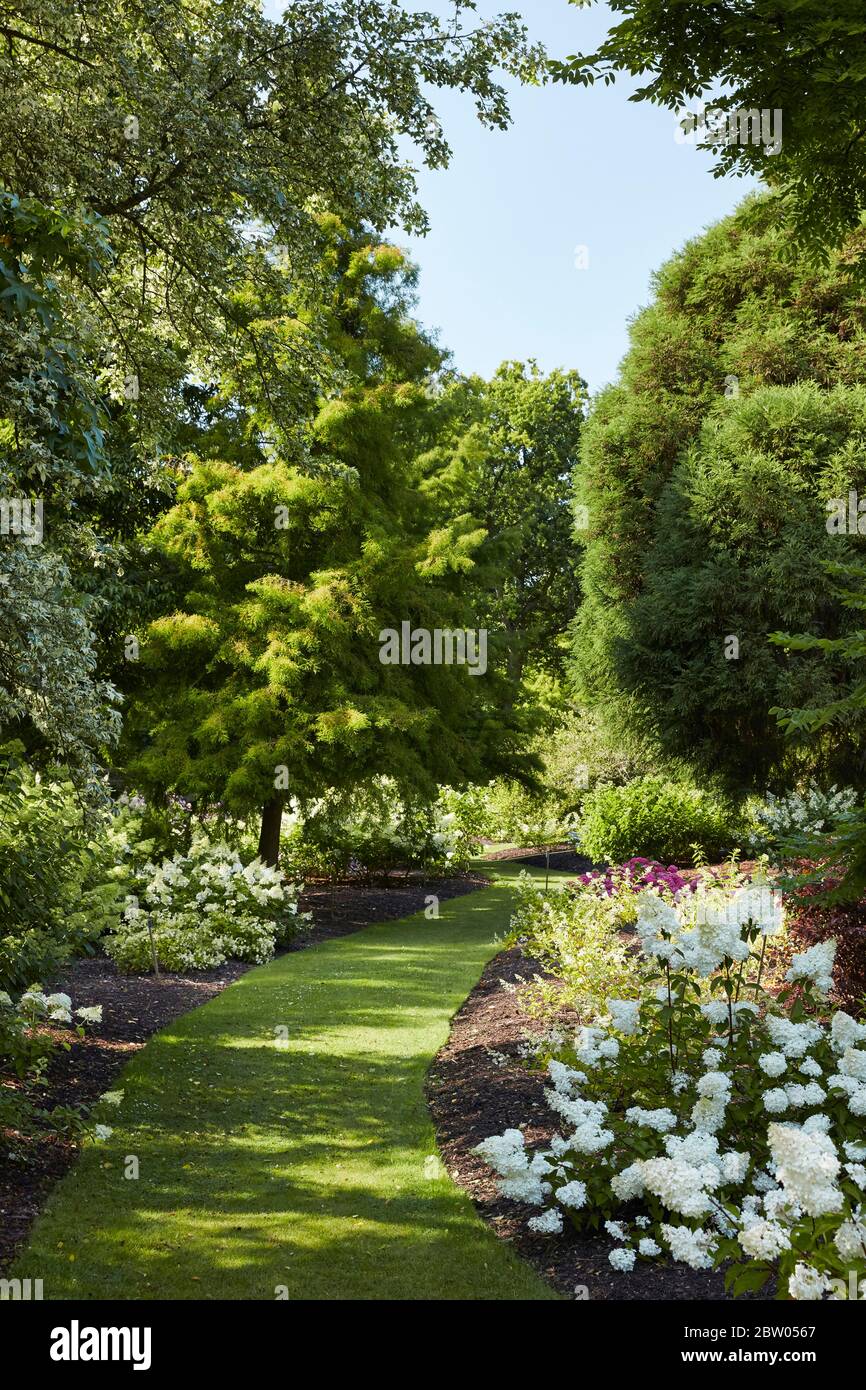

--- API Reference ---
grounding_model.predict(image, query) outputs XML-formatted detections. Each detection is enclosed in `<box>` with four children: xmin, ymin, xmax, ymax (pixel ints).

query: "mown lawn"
<box><xmin>14</xmin><ymin>862</ymin><xmax>569</xmax><ymax>1301</ymax></box>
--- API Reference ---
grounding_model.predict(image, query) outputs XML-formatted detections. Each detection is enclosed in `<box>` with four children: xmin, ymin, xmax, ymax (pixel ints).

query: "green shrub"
<box><xmin>0</xmin><ymin>750</ymin><xmax>127</xmax><ymax>992</ymax></box>
<box><xmin>284</xmin><ymin>781</ymin><xmax>482</xmax><ymax>880</ymax></box>
<box><xmin>508</xmin><ymin>872</ymin><xmax>640</xmax><ymax>1018</ymax></box>
<box><xmin>576</xmin><ymin>777</ymin><xmax>742</xmax><ymax>865</ymax></box>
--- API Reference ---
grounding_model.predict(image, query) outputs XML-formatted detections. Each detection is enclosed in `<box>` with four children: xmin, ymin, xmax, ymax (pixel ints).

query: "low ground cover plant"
<box><xmin>478</xmin><ymin>874</ymin><xmax>866</xmax><ymax>1300</ymax></box>
<box><xmin>105</xmin><ymin>838</ymin><xmax>307</xmax><ymax>973</ymax></box>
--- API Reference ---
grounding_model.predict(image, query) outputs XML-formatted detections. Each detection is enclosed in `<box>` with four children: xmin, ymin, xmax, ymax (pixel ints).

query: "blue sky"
<box><xmin>264</xmin><ymin>0</ymin><xmax>757</xmax><ymax>396</ymax></box>
<box><xmin>394</xmin><ymin>0</ymin><xmax>757</xmax><ymax>395</ymax></box>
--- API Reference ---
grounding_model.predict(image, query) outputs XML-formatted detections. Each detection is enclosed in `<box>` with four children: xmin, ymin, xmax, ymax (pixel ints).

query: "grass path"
<box><xmin>15</xmin><ymin>861</ymin><xmax>570</xmax><ymax>1301</ymax></box>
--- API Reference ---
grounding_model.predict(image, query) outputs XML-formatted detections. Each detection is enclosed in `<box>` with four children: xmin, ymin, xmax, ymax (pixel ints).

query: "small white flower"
<box><xmin>608</xmin><ymin>1247</ymin><xmax>635</xmax><ymax>1272</ymax></box>
<box><xmin>528</xmin><ymin>1207</ymin><xmax>563</xmax><ymax>1235</ymax></box>
<box><xmin>758</xmin><ymin>1052</ymin><xmax>787</xmax><ymax>1077</ymax></box>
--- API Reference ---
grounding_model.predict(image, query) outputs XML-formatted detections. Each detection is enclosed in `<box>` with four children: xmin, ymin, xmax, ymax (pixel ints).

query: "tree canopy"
<box><xmin>572</xmin><ymin>195</ymin><xmax>866</xmax><ymax>790</ymax></box>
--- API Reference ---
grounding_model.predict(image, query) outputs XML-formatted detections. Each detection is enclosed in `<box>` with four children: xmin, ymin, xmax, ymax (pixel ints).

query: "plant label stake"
<box><xmin>146</xmin><ymin>914</ymin><xmax>160</xmax><ymax>978</ymax></box>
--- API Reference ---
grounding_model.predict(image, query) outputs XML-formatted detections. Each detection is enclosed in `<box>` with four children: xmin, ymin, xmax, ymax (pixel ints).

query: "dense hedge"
<box><xmin>573</xmin><ymin>196</ymin><xmax>866</xmax><ymax>791</ymax></box>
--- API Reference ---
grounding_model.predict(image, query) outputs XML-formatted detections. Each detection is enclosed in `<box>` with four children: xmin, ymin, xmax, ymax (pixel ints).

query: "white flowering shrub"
<box><xmin>746</xmin><ymin>784</ymin><xmax>858</xmax><ymax>859</ymax></box>
<box><xmin>105</xmin><ymin>838</ymin><xmax>307</xmax><ymax>973</ymax></box>
<box><xmin>477</xmin><ymin>879</ymin><xmax>866</xmax><ymax>1299</ymax></box>
<box><xmin>1</xmin><ymin>986</ymin><xmax>104</xmax><ymax>1150</ymax></box>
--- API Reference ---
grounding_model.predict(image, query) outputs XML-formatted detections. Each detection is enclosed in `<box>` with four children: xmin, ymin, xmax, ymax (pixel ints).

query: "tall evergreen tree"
<box><xmin>125</xmin><ymin>228</ymin><xmax>535</xmax><ymax>862</ymax></box>
<box><xmin>573</xmin><ymin>196</ymin><xmax>866</xmax><ymax>790</ymax></box>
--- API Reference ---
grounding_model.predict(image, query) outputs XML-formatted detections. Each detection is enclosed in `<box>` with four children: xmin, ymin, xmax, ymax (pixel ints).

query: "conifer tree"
<box><xmin>126</xmin><ymin>227</ymin><xmax>534</xmax><ymax>862</ymax></box>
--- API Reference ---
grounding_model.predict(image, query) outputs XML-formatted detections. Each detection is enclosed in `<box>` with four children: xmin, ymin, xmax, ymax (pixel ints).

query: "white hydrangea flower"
<box><xmin>786</xmin><ymin>939</ymin><xmax>836</xmax><ymax>997</ymax></box>
<box><xmin>660</xmin><ymin>1223</ymin><xmax>716</xmax><ymax>1270</ymax></box>
<box><xmin>831</xmin><ymin>1012</ymin><xmax>866</xmax><ymax>1054</ymax></box>
<box><xmin>802</xmin><ymin>1113</ymin><xmax>832</xmax><ymax>1135</ymax></box>
<box><xmin>611</xmin><ymin>1163</ymin><xmax>645</xmax><ymax>1201</ymax></box>
<box><xmin>626</xmin><ymin>1106</ymin><xmax>678</xmax><ymax>1132</ymax></box>
<box><xmin>76</xmin><ymin>1005</ymin><xmax>103</xmax><ymax>1024</ymax></box>
<box><xmin>720</xmin><ymin>1150</ymin><xmax>750</xmax><ymax>1184</ymax></box>
<box><xmin>604</xmin><ymin>1220</ymin><xmax>628</xmax><ymax>1240</ymax></box>
<box><xmin>764</xmin><ymin>1015</ymin><xmax>823</xmax><ymax>1059</ymax></box>
<box><xmin>834</xmin><ymin>1218</ymin><xmax>866</xmax><ymax>1262</ymax></box>
<box><xmin>608</xmin><ymin>1247</ymin><xmax>635</xmax><ymax>1272</ymax></box>
<box><xmin>738</xmin><ymin>1219</ymin><xmax>791</xmax><ymax>1260</ymax></box>
<box><xmin>607</xmin><ymin>999</ymin><xmax>641</xmax><ymax>1035</ymax></box>
<box><xmin>840</xmin><ymin>1048</ymin><xmax>866</xmax><ymax>1083</ymax></box>
<box><xmin>697</xmin><ymin>1071</ymin><xmax>731</xmax><ymax>1101</ymax></box>
<box><xmin>638</xmin><ymin>1237</ymin><xmax>661</xmax><ymax>1257</ymax></box>
<box><xmin>637</xmin><ymin>1157</ymin><xmax>717</xmax><ymax>1218</ymax></box>
<box><xmin>769</xmin><ymin>1123</ymin><xmax>842</xmax><ymax>1217</ymax></box>
<box><xmin>528</xmin><ymin>1207</ymin><xmax>563</xmax><ymax>1235</ymax></box>
<box><xmin>849</xmin><ymin>1087</ymin><xmax>866</xmax><ymax>1117</ymax></box>
<box><xmin>762</xmin><ymin>1088</ymin><xmax>788</xmax><ymax>1114</ymax></box>
<box><xmin>557</xmin><ymin>1180</ymin><xmax>588</xmax><ymax>1209</ymax></box>
<box><xmin>758</xmin><ymin>1052</ymin><xmax>787</xmax><ymax>1077</ymax></box>
<box><xmin>788</xmin><ymin>1263</ymin><xmax>831</xmax><ymax>1301</ymax></box>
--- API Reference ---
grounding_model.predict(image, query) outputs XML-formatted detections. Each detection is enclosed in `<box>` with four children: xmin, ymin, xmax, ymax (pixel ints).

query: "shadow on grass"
<box><xmin>13</xmin><ymin>883</ymin><xmax>559</xmax><ymax>1301</ymax></box>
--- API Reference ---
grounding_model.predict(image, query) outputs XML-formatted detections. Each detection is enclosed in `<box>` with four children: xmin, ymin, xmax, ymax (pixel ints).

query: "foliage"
<box><xmin>105</xmin><ymin>839</ymin><xmax>306</xmax><ymax>974</ymax></box>
<box><xmin>572</xmin><ymin>198</ymin><xmax>866</xmax><ymax>789</ymax></box>
<box><xmin>0</xmin><ymin>0</ymin><xmax>544</xmax><ymax>445</ymax></box>
<box><xmin>553</xmin><ymin>0</ymin><xmax>866</xmax><ymax>266</ymax></box>
<box><xmin>0</xmin><ymin>749</ymin><xmax>126</xmax><ymax>993</ymax></box>
<box><xmin>284</xmin><ymin>780</ymin><xmax>483</xmax><ymax>881</ymax></box>
<box><xmin>576</xmin><ymin>777</ymin><xmax>742</xmax><ymax>866</ymax></box>
<box><xmin>1</xmin><ymin>986</ymin><xmax>102</xmax><ymax>1152</ymax></box>
<box><xmin>423</xmin><ymin>361</ymin><xmax>586</xmax><ymax>687</ymax></box>
<box><xmin>746</xmin><ymin>784</ymin><xmax>858</xmax><ymax>861</ymax></box>
<box><xmin>478</xmin><ymin>876</ymin><xmax>866</xmax><ymax>1300</ymax></box>
<box><xmin>0</xmin><ymin>196</ymin><xmax>123</xmax><ymax>784</ymax></box>
<box><xmin>124</xmin><ymin>229</ymin><xmax>536</xmax><ymax>863</ymax></box>
<box><xmin>507</xmin><ymin>871</ymin><xmax>641</xmax><ymax>1016</ymax></box>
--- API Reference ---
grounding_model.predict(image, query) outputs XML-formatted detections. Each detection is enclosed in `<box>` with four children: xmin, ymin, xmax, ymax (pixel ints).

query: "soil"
<box><xmin>0</xmin><ymin>870</ymin><xmax>487</xmax><ymax>1276</ymax></box>
<box><xmin>427</xmin><ymin>945</ymin><xmax>771</xmax><ymax>1302</ymax></box>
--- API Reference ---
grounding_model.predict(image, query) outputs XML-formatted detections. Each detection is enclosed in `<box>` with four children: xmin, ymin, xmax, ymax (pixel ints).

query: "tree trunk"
<box><xmin>258</xmin><ymin>797</ymin><xmax>282</xmax><ymax>868</ymax></box>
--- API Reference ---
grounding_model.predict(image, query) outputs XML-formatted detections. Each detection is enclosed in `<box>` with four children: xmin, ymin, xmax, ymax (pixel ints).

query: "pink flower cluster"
<box><xmin>575</xmin><ymin>857</ymin><xmax>698</xmax><ymax>899</ymax></box>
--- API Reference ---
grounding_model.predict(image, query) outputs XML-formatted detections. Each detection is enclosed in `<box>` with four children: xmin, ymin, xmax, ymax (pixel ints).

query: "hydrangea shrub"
<box><xmin>477</xmin><ymin>879</ymin><xmax>866</xmax><ymax>1300</ymax></box>
<box><xmin>0</xmin><ymin>986</ymin><xmax>104</xmax><ymax>1150</ymax></box>
<box><xmin>105</xmin><ymin>839</ymin><xmax>307</xmax><ymax>973</ymax></box>
<box><xmin>747</xmin><ymin>784</ymin><xmax>858</xmax><ymax>860</ymax></box>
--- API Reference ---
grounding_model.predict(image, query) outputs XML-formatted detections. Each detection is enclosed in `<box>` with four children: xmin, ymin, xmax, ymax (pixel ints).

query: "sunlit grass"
<box><xmin>14</xmin><ymin>862</ymin><xmax>569</xmax><ymax>1301</ymax></box>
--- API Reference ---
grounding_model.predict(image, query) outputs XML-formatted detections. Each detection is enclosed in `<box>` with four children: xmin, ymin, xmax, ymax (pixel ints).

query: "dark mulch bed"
<box><xmin>427</xmin><ymin>945</ymin><xmax>768</xmax><ymax>1302</ymax></box>
<box><xmin>0</xmin><ymin>870</ymin><xmax>487</xmax><ymax>1275</ymax></box>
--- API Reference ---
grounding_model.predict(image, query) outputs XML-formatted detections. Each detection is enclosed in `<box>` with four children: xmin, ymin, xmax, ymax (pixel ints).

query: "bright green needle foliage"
<box><xmin>13</xmin><ymin>865</ymin><xmax>567</xmax><ymax>1302</ymax></box>
<box><xmin>125</xmin><ymin>226</ymin><xmax>536</xmax><ymax>862</ymax></box>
